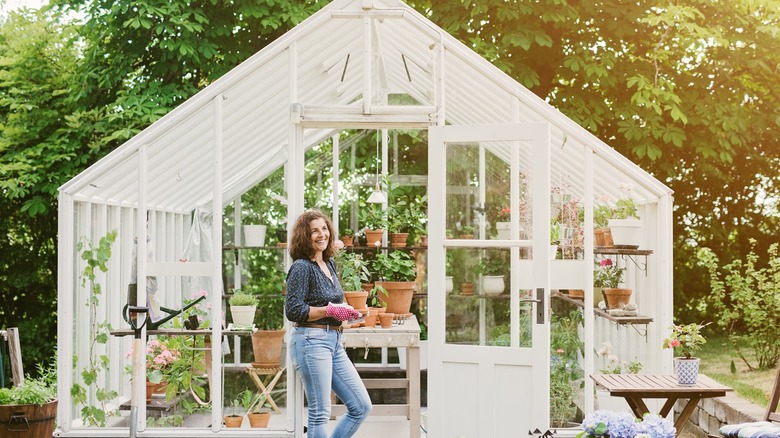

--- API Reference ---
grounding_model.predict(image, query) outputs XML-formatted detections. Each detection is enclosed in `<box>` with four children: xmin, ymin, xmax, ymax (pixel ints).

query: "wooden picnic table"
<box><xmin>591</xmin><ymin>373</ymin><xmax>733</xmax><ymax>436</ymax></box>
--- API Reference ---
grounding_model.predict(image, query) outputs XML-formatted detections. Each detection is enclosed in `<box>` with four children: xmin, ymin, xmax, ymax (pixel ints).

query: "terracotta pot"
<box><xmin>603</xmin><ymin>288</ymin><xmax>632</xmax><ymax>309</ymax></box>
<box><xmin>341</xmin><ymin>235</ymin><xmax>354</xmax><ymax>247</ymax></box>
<box><xmin>375</xmin><ymin>281</ymin><xmax>415</xmax><ymax>315</ymax></box>
<box><xmin>389</xmin><ymin>232</ymin><xmax>409</xmax><ymax>248</ymax></box>
<box><xmin>224</xmin><ymin>415</ymin><xmax>243</xmax><ymax>428</ymax></box>
<box><xmin>369</xmin><ymin>307</ymin><xmax>386</xmax><ymax>325</ymax></box>
<box><xmin>365</xmin><ymin>229</ymin><xmax>384</xmax><ymax>247</ymax></box>
<box><xmin>568</xmin><ymin>289</ymin><xmax>585</xmax><ymax>299</ymax></box>
<box><xmin>378</xmin><ymin>312</ymin><xmax>395</xmax><ymax>328</ymax></box>
<box><xmin>248</xmin><ymin>411</ymin><xmax>272</xmax><ymax>428</ymax></box>
<box><xmin>363</xmin><ymin>309</ymin><xmax>378</xmax><ymax>327</ymax></box>
<box><xmin>594</xmin><ymin>228</ymin><xmax>614</xmax><ymax>247</ymax></box>
<box><xmin>419</xmin><ymin>235</ymin><xmax>428</xmax><ymax>247</ymax></box>
<box><xmin>145</xmin><ymin>381</ymin><xmax>157</xmax><ymax>403</ymax></box>
<box><xmin>460</xmin><ymin>282</ymin><xmax>474</xmax><ymax>296</ymax></box>
<box><xmin>251</xmin><ymin>329</ymin><xmax>286</xmax><ymax>368</ymax></box>
<box><xmin>459</xmin><ymin>234</ymin><xmax>474</xmax><ymax>239</ymax></box>
<box><xmin>344</xmin><ymin>290</ymin><xmax>369</xmax><ymax>311</ymax></box>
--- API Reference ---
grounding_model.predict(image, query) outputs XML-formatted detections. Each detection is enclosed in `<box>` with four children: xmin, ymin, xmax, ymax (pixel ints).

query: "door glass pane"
<box><xmin>443</xmin><ymin>138</ymin><xmax>536</xmax><ymax>348</ymax></box>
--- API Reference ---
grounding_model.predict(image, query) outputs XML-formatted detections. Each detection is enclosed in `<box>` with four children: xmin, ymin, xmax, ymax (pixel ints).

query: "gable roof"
<box><xmin>59</xmin><ymin>0</ymin><xmax>671</xmax><ymax>212</ymax></box>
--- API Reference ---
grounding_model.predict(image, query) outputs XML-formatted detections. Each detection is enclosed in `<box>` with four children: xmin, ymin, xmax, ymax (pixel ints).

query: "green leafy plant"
<box><xmin>0</xmin><ymin>357</ymin><xmax>57</xmax><ymax>405</ymax></box>
<box><xmin>334</xmin><ymin>251</ymin><xmax>371</xmax><ymax>291</ymax></box>
<box><xmin>550</xmin><ymin>310</ymin><xmax>584</xmax><ymax>427</ymax></box>
<box><xmin>340</xmin><ymin>228</ymin><xmax>354</xmax><ymax>237</ymax></box>
<box><xmin>372</xmin><ymin>251</ymin><xmax>416</xmax><ymax>282</ymax></box>
<box><xmin>700</xmin><ymin>240</ymin><xmax>780</xmax><ymax>369</ymax></box>
<box><xmin>71</xmin><ymin>230</ymin><xmax>119</xmax><ymax>426</ymax></box>
<box><xmin>477</xmin><ymin>249</ymin><xmax>508</xmax><ymax>277</ymax></box>
<box><xmin>359</xmin><ymin>203</ymin><xmax>387</xmax><ymax>231</ymax></box>
<box><xmin>460</xmin><ymin>225</ymin><xmax>475</xmax><ymax>236</ymax></box>
<box><xmin>550</xmin><ymin>218</ymin><xmax>560</xmax><ymax>244</ymax></box>
<box><xmin>241</xmin><ymin>390</ymin><xmax>271</xmax><ymax>414</ymax></box>
<box><xmin>229</xmin><ymin>290</ymin><xmax>259</xmax><ymax>307</ymax></box>
<box><xmin>247</xmin><ymin>269</ymin><xmax>286</xmax><ymax>330</ymax></box>
<box><xmin>663</xmin><ymin>322</ymin><xmax>709</xmax><ymax>359</ymax></box>
<box><xmin>367</xmin><ymin>284</ymin><xmax>388</xmax><ymax>308</ymax></box>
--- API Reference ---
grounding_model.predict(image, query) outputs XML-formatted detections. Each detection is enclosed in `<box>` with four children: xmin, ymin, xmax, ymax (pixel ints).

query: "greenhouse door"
<box><xmin>427</xmin><ymin>123</ymin><xmax>551</xmax><ymax>437</ymax></box>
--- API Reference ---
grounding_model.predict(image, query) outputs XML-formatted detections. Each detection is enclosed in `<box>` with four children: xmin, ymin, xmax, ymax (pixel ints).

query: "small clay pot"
<box><xmin>378</xmin><ymin>312</ymin><xmax>395</xmax><ymax>328</ymax></box>
<box><xmin>363</xmin><ymin>309</ymin><xmax>378</xmax><ymax>327</ymax></box>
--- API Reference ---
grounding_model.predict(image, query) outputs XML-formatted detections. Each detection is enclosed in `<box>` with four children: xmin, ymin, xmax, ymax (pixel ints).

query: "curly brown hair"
<box><xmin>289</xmin><ymin>210</ymin><xmax>338</xmax><ymax>261</ymax></box>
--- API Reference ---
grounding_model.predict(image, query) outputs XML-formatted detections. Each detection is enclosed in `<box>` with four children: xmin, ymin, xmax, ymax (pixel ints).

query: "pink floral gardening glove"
<box><xmin>325</xmin><ymin>303</ymin><xmax>362</xmax><ymax>322</ymax></box>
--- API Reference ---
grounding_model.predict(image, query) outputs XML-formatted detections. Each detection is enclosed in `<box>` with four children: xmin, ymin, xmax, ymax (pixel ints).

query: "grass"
<box><xmin>697</xmin><ymin>336</ymin><xmax>777</xmax><ymax>408</ymax></box>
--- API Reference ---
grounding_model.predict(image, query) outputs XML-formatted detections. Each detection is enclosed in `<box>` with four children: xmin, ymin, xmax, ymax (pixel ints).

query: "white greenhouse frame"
<box><xmin>57</xmin><ymin>0</ymin><xmax>675</xmax><ymax>437</ymax></box>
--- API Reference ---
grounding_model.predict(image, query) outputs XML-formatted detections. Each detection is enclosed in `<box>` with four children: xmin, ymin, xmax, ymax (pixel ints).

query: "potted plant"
<box><xmin>0</xmin><ymin>358</ymin><xmax>58</xmax><ymax>438</ymax></box>
<box><xmin>335</xmin><ymin>250</ymin><xmax>371</xmax><ymax>310</ymax></box>
<box><xmin>459</xmin><ymin>225</ymin><xmax>475</xmax><ymax>239</ymax></box>
<box><xmin>477</xmin><ymin>250</ymin><xmax>508</xmax><ymax>295</ymax></box>
<box><xmin>241</xmin><ymin>390</ymin><xmax>272</xmax><ymax>428</ymax></box>
<box><xmin>594</xmin><ymin>258</ymin><xmax>629</xmax><ymax>309</ymax></box>
<box><xmin>663</xmin><ymin>322</ymin><xmax>709</xmax><ymax>384</ymax></box>
<box><xmin>495</xmin><ymin>207</ymin><xmax>511</xmax><ymax>239</ymax></box>
<box><xmin>224</xmin><ymin>392</ymin><xmax>244</xmax><ymax>428</ymax></box>
<box><xmin>340</xmin><ymin>227</ymin><xmax>355</xmax><ymax>247</ymax></box>
<box><xmin>359</xmin><ymin>203</ymin><xmax>387</xmax><ymax>246</ymax></box>
<box><xmin>249</xmin><ymin>271</ymin><xmax>286</xmax><ymax>369</ymax></box>
<box><xmin>229</xmin><ymin>290</ymin><xmax>258</xmax><ymax>327</ymax></box>
<box><xmin>372</xmin><ymin>251</ymin><xmax>417</xmax><ymax>315</ymax></box>
<box><xmin>608</xmin><ymin>194</ymin><xmax>641</xmax><ymax>247</ymax></box>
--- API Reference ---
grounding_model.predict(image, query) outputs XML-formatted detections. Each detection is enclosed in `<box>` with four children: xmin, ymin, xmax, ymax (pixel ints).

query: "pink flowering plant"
<box><xmin>594</xmin><ymin>259</ymin><xmax>625</xmax><ymax>288</ymax></box>
<box><xmin>662</xmin><ymin>322</ymin><xmax>709</xmax><ymax>359</ymax></box>
<box><xmin>145</xmin><ymin>338</ymin><xmax>181</xmax><ymax>383</ymax></box>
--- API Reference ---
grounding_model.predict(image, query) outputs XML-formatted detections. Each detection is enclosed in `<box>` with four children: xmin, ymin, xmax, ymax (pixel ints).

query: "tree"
<box><xmin>0</xmin><ymin>8</ymin><xmax>86</xmax><ymax>373</ymax></box>
<box><xmin>416</xmin><ymin>0</ymin><xmax>780</xmax><ymax>321</ymax></box>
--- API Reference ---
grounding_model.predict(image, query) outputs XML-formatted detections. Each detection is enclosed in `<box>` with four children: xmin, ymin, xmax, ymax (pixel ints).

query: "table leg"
<box><xmin>673</xmin><ymin>397</ymin><xmax>700</xmax><ymax>437</ymax></box>
<box><xmin>247</xmin><ymin>368</ymin><xmax>285</xmax><ymax>414</ymax></box>
<box><xmin>660</xmin><ymin>398</ymin><xmax>679</xmax><ymax>417</ymax></box>
<box><xmin>408</xmin><ymin>346</ymin><xmax>420</xmax><ymax>438</ymax></box>
<box><xmin>624</xmin><ymin>397</ymin><xmax>650</xmax><ymax>419</ymax></box>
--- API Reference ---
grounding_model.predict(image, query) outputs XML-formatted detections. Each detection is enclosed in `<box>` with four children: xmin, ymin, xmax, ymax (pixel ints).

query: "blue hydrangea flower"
<box><xmin>636</xmin><ymin>414</ymin><xmax>676</xmax><ymax>438</ymax></box>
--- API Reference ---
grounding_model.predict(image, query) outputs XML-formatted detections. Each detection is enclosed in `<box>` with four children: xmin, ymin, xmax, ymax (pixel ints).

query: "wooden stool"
<box><xmin>245</xmin><ymin>366</ymin><xmax>285</xmax><ymax>413</ymax></box>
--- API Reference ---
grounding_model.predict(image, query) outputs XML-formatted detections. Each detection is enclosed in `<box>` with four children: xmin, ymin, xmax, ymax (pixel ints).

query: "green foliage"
<box><xmin>700</xmin><ymin>241</ymin><xmax>780</xmax><ymax>369</ymax></box>
<box><xmin>477</xmin><ymin>249</ymin><xmax>508</xmax><ymax>277</ymax></box>
<box><xmin>71</xmin><ymin>231</ymin><xmax>118</xmax><ymax>426</ymax></box>
<box><xmin>334</xmin><ymin>251</ymin><xmax>371</xmax><ymax>292</ymax></box>
<box><xmin>229</xmin><ymin>291</ymin><xmax>259</xmax><ymax>307</ymax></box>
<box><xmin>662</xmin><ymin>322</ymin><xmax>709</xmax><ymax>360</ymax></box>
<box><xmin>372</xmin><ymin>251</ymin><xmax>417</xmax><ymax>282</ymax></box>
<box><xmin>0</xmin><ymin>357</ymin><xmax>57</xmax><ymax>405</ymax></box>
<box><xmin>550</xmin><ymin>310</ymin><xmax>584</xmax><ymax>427</ymax></box>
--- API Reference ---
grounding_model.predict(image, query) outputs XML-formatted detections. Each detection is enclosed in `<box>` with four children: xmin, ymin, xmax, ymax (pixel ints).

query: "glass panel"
<box><xmin>443</xmin><ymin>138</ymin><xmax>537</xmax><ymax>348</ymax></box>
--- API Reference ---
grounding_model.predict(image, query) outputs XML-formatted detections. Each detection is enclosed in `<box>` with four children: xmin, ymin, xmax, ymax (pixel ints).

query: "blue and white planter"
<box><xmin>674</xmin><ymin>357</ymin><xmax>700</xmax><ymax>385</ymax></box>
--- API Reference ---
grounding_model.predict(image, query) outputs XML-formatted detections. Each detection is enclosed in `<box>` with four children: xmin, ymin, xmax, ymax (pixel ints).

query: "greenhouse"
<box><xmin>56</xmin><ymin>0</ymin><xmax>674</xmax><ymax>436</ymax></box>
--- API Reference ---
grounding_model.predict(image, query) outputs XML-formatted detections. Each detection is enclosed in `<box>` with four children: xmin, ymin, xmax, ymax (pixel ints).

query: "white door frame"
<box><xmin>427</xmin><ymin>123</ymin><xmax>551</xmax><ymax>437</ymax></box>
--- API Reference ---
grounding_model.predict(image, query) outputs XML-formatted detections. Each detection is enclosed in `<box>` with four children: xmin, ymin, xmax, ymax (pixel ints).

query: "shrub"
<box><xmin>699</xmin><ymin>240</ymin><xmax>780</xmax><ymax>369</ymax></box>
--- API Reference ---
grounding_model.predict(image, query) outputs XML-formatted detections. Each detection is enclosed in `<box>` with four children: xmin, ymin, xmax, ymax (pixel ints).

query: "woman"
<box><xmin>285</xmin><ymin>210</ymin><xmax>372</xmax><ymax>437</ymax></box>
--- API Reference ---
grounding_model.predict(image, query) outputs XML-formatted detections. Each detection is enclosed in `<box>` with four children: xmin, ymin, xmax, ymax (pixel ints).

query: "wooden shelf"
<box><xmin>552</xmin><ymin>292</ymin><xmax>653</xmax><ymax>325</ymax></box>
<box><xmin>595</xmin><ymin>247</ymin><xmax>654</xmax><ymax>256</ymax></box>
<box><xmin>110</xmin><ymin>328</ymin><xmax>253</xmax><ymax>337</ymax></box>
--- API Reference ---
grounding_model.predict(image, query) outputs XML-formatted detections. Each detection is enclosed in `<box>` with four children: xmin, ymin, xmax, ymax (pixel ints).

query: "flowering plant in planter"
<box><xmin>594</xmin><ymin>259</ymin><xmax>625</xmax><ymax>288</ymax></box>
<box><xmin>662</xmin><ymin>322</ymin><xmax>709</xmax><ymax>359</ymax></box>
<box><xmin>497</xmin><ymin>207</ymin><xmax>511</xmax><ymax>222</ymax></box>
<box><xmin>578</xmin><ymin>410</ymin><xmax>676</xmax><ymax>438</ymax></box>
<box><xmin>596</xmin><ymin>342</ymin><xmax>642</xmax><ymax>374</ymax></box>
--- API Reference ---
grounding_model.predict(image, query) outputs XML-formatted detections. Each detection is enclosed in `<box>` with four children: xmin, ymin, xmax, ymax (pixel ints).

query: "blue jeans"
<box><xmin>290</xmin><ymin>327</ymin><xmax>372</xmax><ymax>438</ymax></box>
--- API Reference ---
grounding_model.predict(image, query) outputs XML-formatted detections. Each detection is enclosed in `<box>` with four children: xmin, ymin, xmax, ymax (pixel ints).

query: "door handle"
<box><xmin>518</xmin><ymin>289</ymin><xmax>545</xmax><ymax>324</ymax></box>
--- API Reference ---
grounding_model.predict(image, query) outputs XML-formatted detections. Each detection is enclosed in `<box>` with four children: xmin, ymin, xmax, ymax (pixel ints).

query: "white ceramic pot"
<box><xmin>230</xmin><ymin>305</ymin><xmax>256</xmax><ymax>327</ymax></box>
<box><xmin>608</xmin><ymin>219</ymin><xmax>642</xmax><ymax>247</ymax></box>
<box><xmin>243</xmin><ymin>225</ymin><xmax>267</xmax><ymax>247</ymax></box>
<box><xmin>445</xmin><ymin>276</ymin><xmax>454</xmax><ymax>294</ymax></box>
<box><xmin>495</xmin><ymin>222</ymin><xmax>511</xmax><ymax>240</ymax></box>
<box><xmin>482</xmin><ymin>275</ymin><xmax>505</xmax><ymax>295</ymax></box>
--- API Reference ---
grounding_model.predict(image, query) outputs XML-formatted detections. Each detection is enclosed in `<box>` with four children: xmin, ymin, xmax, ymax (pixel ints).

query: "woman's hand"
<box><xmin>325</xmin><ymin>303</ymin><xmax>362</xmax><ymax>321</ymax></box>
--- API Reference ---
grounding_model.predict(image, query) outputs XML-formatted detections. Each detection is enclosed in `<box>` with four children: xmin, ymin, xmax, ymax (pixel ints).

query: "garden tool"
<box><xmin>127</xmin><ymin>305</ymin><xmax>149</xmax><ymax>438</ymax></box>
<box><xmin>122</xmin><ymin>283</ymin><xmax>206</xmax><ymax>330</ymax></box>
